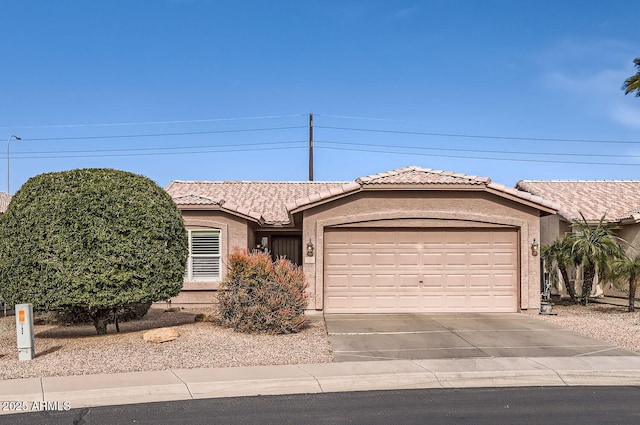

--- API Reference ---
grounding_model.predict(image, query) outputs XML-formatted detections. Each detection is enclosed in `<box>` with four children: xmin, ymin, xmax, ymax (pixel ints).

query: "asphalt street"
<box><xmin>4</xmin><ymin>387</ymin><xmax>640</xmax><ymax>425</ymax></box>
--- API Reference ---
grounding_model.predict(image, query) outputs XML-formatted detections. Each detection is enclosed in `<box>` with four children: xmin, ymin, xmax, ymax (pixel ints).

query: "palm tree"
<box><xmin>566</xmin><ymin>213</ymin><xmax>623</xmax><ymax>305</ymax></box>
<box><xmin>605</xmin><ymin>254</ymin><xmax>640</xmax><ymax>312</ymax></box>
<box><xmin>623</xmin><ymin>58</ymin><xmax>640</xmax><ymax>97</ymax></box>
<box><xmin>541</xmin><ymin>237</ymin><xmax>577</xmax><ymax>303</ymax></box>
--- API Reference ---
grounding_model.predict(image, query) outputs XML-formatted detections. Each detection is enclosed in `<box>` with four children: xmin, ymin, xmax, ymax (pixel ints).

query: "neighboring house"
<box><xmin>516</xmin><ymin>180</ymin><xmax>640</xmax><ymax>297</ymax></box>
<box><xmin>166</xmin><ymin>166</ymin><xmax>557</xmax><ymax>313</ymax></box>
<box><xmin>515</xmin><ymin>180</ymin><xmax>640</xmax><ymax>253</ymax></box>
<box><xmin>0</xmin><ymin>192</ymin><xmax>11</xmax><ymax>214</ymax></box>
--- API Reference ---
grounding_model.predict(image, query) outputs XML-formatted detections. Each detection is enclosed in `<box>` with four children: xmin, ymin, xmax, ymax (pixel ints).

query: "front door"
<box><xmin>271</xmin><ymin>236</ymin><xmax>302</xmax><ymax>265</ymax></box>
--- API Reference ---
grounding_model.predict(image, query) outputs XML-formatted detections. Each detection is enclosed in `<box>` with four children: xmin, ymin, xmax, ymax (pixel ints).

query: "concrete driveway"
<box><xmin>325</xmin><ymin>313</ymin><xmax>638</xmax><ymax>362</ymax></box>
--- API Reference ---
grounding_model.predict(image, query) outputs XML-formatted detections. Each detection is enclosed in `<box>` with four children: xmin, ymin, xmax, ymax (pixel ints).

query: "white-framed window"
<box><xmin>185</xmin><ymin>229</ymin><xmax>221</xmax><ymax>282</ymax></box>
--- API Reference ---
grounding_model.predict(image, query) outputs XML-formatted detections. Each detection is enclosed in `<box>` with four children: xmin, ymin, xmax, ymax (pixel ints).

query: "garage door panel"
<box><xmin>397</xmin><ymin>295</ymin><xmax>421</xmax><ymax>309</ymax></box>
<box><xmin>324</xmin><ymin>228</ymin><xmax>518</xmax><ymax>313</ymax></box>
<box><xmin>445</xmin><ymin>274</ymin><xmax>468</xmax><ymax>288</ymax></box>
<box><xmin>373</xmin><ymin>252</ymin><xmax>397</xmax><ymax>266</ymax></box>
<box><xmin>423</xmin><ymin>273</ymin><xmax>445</xmax><ymax>288</ymax></box>
<box><xmin>396</xmin><ymin>252</ymin><xmax>420</xmax><ymax>268</ymax></box>
<box><xmin>469</xmin><ymin>252</ymin><xmax>491</xmax><ymax>266</ymax></box>
<box><xmin>422</xmin><ymin>231</ymin><xmax>445</xmax><ymax>246</ymax></box>
<box><xmin>493</xmin><ymin>231</ymin><xmax>517</xmax><ymax>244</ymax></box>
<box><xmin>444</xmin><ymin>252</ymin><xmax>468</xmax><ymax>267</ymax></box>
<box><xmin>350</xmin><ymin>233</ymin><xmax>373</xmax><ymax>246</ymax></box>
<box><xmin>493</xmin><ymin>273</ymin><xmax>517</xmax><ymax>288</ymax></box>
<box><xmin>445</xmin><ymin>232</ymin><xmax>469</xmax><ymax>246</ymax></box>
<box><xmin>350</xmin><ymin>274</ymin><xmax>374</xmax><ymax>289</ymax></box>
<box><xmin>468</xmin><ymin>274</ymin><xmax>491</xmax><ymax>288</ymax></box>
<box><xmin>375</xmin><ymin>295</ymin><xmax>399</xmax><ymax>309</ymax></box>
<box><xmin>351</xmin><ymin>295</ymin><xmax>375</xmax><ymax>310</ymax></box>
<box><xmin>469</xmin><ymin>295</ymin><xmax>491</xmax><ymax>308</ymax></box>
<box><xmin>494</xmin><ymin>252</ymin><xmax>515</xmax><ymax>266</ymax></box>
<box><xmin>423</xmin><ymin>295</ymin><xmax>445</xmax><ymax>309</ymax></box>
<box><xmin>423</xmin><ymin>252</ymin><xmax>444</xmax><ymax>266</ymax></box>
<box><xmin>351</xmin><ymin>253</ymin><xmax>374</xmax><ymax>267</ymax></box>
<box><xmin>398</xmin><ymin>275</ymin><xmax>421</xmax><ymax>289</ymax></box>
<box><xmin>445</xmin><ymin>295</ymin><xmax>468</xmax><ymax>310</ymax></box>
<box><xmin>374</xmin><ymin>232</ymin><xmax>398</xmax><ymax>246</ymax></box>
<box><xmin>374</xmin><ymin>274</ymin><xmax>397</xmax><ymax>288</ymax></box>
<box><xmin>325</xmin><ymin>252</ymin><xmax>349</xmax><ymax>267</ymax></box>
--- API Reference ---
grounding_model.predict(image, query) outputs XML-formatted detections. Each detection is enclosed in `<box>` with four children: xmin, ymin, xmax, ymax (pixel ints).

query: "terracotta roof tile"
<box><xmin>286</xmin><ymin>182</ymin><xmax>361</xmax><ymax>212</ymax></box>
<box><xmin>356</xmin><ymin>165</ymin><xmax>491</xmax><ymax>185</ymax></box>
<box><xmin>516</xmin><ymin>180</ymin><xmax>640</xmax><ymax>222</ymax></box>
<box><xmin>171</xmin><ymin>195</ymin><xmax>224</xmax><ymax>205</ymax></box>
<box><xmin>166</xmin><ymin>180</ymin><xmax>350</xmax><ymax>224</ymax></box>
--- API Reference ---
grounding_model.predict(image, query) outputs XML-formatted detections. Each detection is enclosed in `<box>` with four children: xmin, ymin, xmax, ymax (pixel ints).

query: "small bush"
<box><xmin>217</xmin><ymin>250</ymin><xmax>308</xmax><ymax>334</ymax></box>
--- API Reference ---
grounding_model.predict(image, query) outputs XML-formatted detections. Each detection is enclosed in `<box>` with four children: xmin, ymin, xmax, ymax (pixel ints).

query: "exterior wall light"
<box><xmin>306</xmin><ymin>239</ymin><xmax>315</xmax><ymax>257</ymax></box>
<box><xmin>531</xmin><ymin>238</ymin><xmax>539</xmax><ymax>256</ymax></box>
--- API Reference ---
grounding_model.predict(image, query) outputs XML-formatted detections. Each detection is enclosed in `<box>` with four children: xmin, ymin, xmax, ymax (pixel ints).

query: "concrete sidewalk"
<box><xmin>3</xmin><ymin>356</ymin><xmax>640</xmax><ymax>414</ymax></box>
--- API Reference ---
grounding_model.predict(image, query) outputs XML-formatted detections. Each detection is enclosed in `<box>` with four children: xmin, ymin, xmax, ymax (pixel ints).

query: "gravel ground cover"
<box><xmin>1</xmin><ymin>302</ymin><xmax>639</xmax><ymax>380</ymax></box>
<box><xmin>523</xmin><ymin>302</ymin><xmax>640</xmax><ymax>353</ymax></box>
<box><xmin>0</xmin><ymin>308</ymin><xmax>333</xmax><ymax>380</ymax></box>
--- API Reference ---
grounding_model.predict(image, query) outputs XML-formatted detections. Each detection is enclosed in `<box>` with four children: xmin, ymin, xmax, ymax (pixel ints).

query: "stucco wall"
<box><xmin>168</xmin><ymin>209</ymin><xmax>250</xmax><ymax>307</ymax></box>
<box><xmin>539</xmin><ymin>215</ymin><xmax>571</xmax><ymax>247</ymax></box>
<box><xmin>301</xmin><ymin>190</ymin><xmax>544</xmax><ymax>312</ymax></box>
<box><xmin>617</xmin><ymin>223</ymin><xmax>640</xmax><ymax>256</ymax></box>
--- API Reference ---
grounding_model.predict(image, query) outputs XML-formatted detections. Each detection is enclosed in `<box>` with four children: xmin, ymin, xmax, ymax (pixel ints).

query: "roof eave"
<box><xmin>176</xmin><ymin>204</ymin><xmax>265</xmax><ymax>225</ymax></box>
<box><xmin>484</xmin><ymin>185</ymin><xmax>558</xmax><ymax>215</ymax></box>
<box><xmin>286</xmin><ymin>183</ymin><xmax>363</xmax><ymax>216</ymax></box>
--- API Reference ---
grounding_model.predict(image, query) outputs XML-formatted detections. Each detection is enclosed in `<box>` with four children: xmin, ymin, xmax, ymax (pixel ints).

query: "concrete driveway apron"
<box><xmin>324</xmin><ymin>313</ymin><xmax>638</xmax><ymax>362</ymax></box>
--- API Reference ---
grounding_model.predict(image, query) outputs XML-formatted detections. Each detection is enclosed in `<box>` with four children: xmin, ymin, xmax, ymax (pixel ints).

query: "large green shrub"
<box><xmin>217</xmin><ymin>250</ymin><xmax>308</xmax><ymax>334</ymax></box>
<box><xmin>0</xmin><ymin>168</ymin><xmax>188</xmax><ymax>334</ymax></box>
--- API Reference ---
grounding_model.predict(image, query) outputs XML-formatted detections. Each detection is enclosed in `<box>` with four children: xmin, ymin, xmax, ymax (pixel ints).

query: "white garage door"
<box><xmin>323</xmin><ymin>228</ymin><xmax>519</xmax><ymax>313</ymax></box>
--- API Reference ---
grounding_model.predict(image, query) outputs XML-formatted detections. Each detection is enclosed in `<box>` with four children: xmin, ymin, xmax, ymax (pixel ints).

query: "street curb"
<box><xmin>2</xmin><ymin>356</ymin><xmax>640</xmax><ymax>415</ymax></box>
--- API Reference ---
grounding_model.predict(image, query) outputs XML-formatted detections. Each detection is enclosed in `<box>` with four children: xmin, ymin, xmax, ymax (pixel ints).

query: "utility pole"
<box><xmin>308</xmin><ymin>113</ymin><xmax>314</xmax><ymax>181</ymax></box>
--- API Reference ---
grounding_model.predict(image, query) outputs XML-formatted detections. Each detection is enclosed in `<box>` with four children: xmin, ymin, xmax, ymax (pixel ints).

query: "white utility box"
<box><xmin>15</xmin><ymin>303</ymin><xmax>35</xmax><ymax>361</ymax></box>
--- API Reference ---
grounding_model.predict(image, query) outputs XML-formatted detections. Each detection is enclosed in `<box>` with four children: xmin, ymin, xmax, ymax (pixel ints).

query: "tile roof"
<box><xmin>0</xmin><ymin>192</ymin><xmax>11</xmax><ymax>213</ymax></box>
<box><xmin>166</xmin><ymin>180</ymin><xmax>351</xmax><ymax>224</ymax></box>
<box><xmin>351</xmin><ymin>166</ymin><xmax>558</xmax><ymax>211</ymax></box>
<box><xmin>516</xmin><ymin>180</ymin><xmax>640</xmax><ymax>222</ymax></box>
<box><xmin>167</xmin><ymin>166</ymin><xmax>559</xmax><ymax>226</ymax></box>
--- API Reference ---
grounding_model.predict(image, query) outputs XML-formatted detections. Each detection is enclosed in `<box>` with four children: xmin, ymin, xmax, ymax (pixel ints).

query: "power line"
<box><xmin>317</xmin><ymin>146</ymin><xmax>640</xmax><ymax>167</ymax></box>
<box><xmin>11</xmin><ymin>144</ymin><xmax>307</xmax><ymax>160</ymax></box>
<box><xmin>0</xmin><ymin>114</ymin><xmax>305</xmax><ymax>130</ymax></box>
<box><xmin>316</xmin><ymin>125</ymin><xmax>640</xmax><ymax>145</ymax></box>
<box><xmin>315</xmin><ymin>114</ymin><xmax>405</xmax><ymax>122</ymax></box>
<box><xmin>12</xmin><ymin>141</ymin><xmax>304</xmax><ymax>156</ymax></box>
<box><xmin>316</xmin><ymin>140</ymin><xmax>640</xmax><ymax>159</ymax></box>
<box><xmin>22</xmin><ymin>126</ymin><xmax>306</xmax><ymax>142</ymax></box>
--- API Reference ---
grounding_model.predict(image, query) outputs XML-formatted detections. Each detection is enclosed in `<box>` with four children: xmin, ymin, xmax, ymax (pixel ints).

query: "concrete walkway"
<box><xmin>3</xmin><ymin>356</ymin><xmax>640</xmax><ymax>414</ymax></box>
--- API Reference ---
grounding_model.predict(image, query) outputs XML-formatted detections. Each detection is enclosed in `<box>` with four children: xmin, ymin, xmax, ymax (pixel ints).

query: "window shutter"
<box><xmin>187</xmin><ymin>230</ymin><xmax>221</xmax><ymax>281</ymax></box>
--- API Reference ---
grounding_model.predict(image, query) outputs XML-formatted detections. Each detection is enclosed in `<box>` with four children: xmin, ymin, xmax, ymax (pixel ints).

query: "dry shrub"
<box><xmin>217</xmin><ymin>250</ymin><xmax>307</xmax><ymax>334</ymax></box>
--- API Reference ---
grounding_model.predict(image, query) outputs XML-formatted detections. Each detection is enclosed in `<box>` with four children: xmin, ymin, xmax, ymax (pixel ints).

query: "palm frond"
<box><xmin>623</xmin><ymin>58</ymin><xmax>640</xmax><ymax>97</ymax></box>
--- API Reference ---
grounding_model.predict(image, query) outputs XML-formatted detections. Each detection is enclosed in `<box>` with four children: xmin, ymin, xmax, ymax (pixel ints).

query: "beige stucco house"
<box><xmin>166</xmin><ymin>166</ymin><xmax>558</xmax><ymax>313</ymax></box>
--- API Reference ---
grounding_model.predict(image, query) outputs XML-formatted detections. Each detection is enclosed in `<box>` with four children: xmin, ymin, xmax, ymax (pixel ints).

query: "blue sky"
<box><xmin>1</xmin><ymin>0</ymin><xmax>639</xmax><ymax>193</ymax></box>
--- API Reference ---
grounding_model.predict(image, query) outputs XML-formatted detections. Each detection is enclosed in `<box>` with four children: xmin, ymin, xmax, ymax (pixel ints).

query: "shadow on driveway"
<box><xmin>324</xmin><ymin>313</ymin><xmax>638</xmax><ymax>362</ymax></box>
